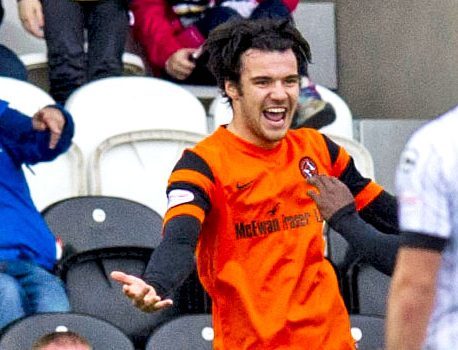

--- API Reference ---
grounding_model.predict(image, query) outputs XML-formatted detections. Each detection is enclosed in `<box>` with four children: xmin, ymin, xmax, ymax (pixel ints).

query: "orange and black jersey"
<box><xmin>143</xmin><ymin>126</ymin><xmax>398</xmax><ymax>350</ymax></box>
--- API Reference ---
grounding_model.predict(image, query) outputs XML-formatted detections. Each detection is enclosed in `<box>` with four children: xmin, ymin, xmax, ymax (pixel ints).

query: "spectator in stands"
<box><xmin>111</xmin><ymin>19</ymin><xmax>398</xmax><ymax>349</ymax></box>
<box><xmin>0</xmin><ymin>99</ymin><xmax>73</xmax><ymax>330</ymax></box>
<box><xmin>386</xmin><ymin>105</ymin><xmax>458</xmax><ymax>350</ymax></box>
<box><xmin>0</xmin><ymin>0</ymin><xmax>27</xmax><ymax>80</ymax></box>
<box><xmin>17</xmin><ymin>0</ymin><xmax>129</xmax><ymax>104</ymax></box>
<box><xmin>32</xmin><ymin>331</ymin><xmax>92</xmax><ymax>350</ymax></box>
<box><xmin>130</xmin><ymin>0</ymin><xmax>335</xmax><ymax>129</ymax></box>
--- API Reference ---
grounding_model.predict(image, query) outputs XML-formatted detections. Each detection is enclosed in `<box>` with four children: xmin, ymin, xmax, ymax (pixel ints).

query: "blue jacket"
<box><xmin>0</xmin><ymin>99</ymin><xmax>74</xmax><ymax>270</ymax></box>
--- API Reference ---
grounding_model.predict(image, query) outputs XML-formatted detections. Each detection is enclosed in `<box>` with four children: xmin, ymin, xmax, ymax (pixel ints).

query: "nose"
<box><xmin>269</xmin><ymin>81</ymin><xmax>288</xmax><ymax>100</ymax></box>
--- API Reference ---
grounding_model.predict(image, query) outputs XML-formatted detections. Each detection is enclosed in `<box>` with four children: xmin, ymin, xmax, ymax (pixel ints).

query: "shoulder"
<box><xmin>399</xmin><ymin>107</ymin><xmax>458</xmax><ymax>179</ymax></box>
<box><xmin>406</xmin><ymin>106</ymin><xmax>458</xmax><ymax>155</ymax></box>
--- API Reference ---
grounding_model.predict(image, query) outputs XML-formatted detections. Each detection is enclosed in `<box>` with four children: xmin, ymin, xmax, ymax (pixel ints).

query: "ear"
<box><xmin>225</xmin><ymin>80</ymin><xmax>239</xmax><ymax>101</ymax></box>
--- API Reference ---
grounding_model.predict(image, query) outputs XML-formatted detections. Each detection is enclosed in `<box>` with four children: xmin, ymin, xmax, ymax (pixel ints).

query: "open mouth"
<box><xmin>263</xmin><ymin>107</ymin><xmax>287</xmax><ymax>127</ymax></box>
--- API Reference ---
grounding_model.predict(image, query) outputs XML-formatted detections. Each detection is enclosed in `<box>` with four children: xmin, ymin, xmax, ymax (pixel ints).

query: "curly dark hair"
<box><xmin>203</xmin><ymin>18</ymin><xmax>311</xmax><ymax>102</ymax></box>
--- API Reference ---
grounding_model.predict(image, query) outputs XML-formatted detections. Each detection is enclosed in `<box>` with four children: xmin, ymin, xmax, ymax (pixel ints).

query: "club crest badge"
<box><xmin>299</xmin><ymin>157</ymin><xmax>318</xmax><ymax>179</ymax></box>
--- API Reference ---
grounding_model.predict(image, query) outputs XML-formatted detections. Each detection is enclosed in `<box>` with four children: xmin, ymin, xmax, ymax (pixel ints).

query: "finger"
<box><xmin>41</xmin><ymin>110</ymin><xmax>64</xmax><ymax>149</ymax></box>
<box><xmin>46</xmin><ymin>121</ymin><xmax>63</xmax><ymax>149</ymax></box>
<box><xmin>307</xmin><ymin>174</ymin><xmax>325</xmax><ymax>190</ymax></box>
<box><xmin>306</xmin><ymin>189</ymin><xmax>320</xmax><ymax>202</ymax></box>
<box><xmin>124</xmin><ymin>283</ymin><xmax>150</xmax><ymax>300</ymax></box>
<box><xmin>111</xmin><ymin>271</ymin><xmax>145</xmax><ymax>286</ymax></box>
<box><xmin>30</xmin><ymin>21</ymin><xmax>44</xmax><ymax>38</ymax></box>
<box><xmin>32</xmin><ymin>118</ymin><xmax>47</xmax><ymax>131</ymax></box>
<box><xmin>152</xmin><ymin>299</ymin><xmax>174</xmax><ymax>309</ymax></box>
<box><xmin>139</xmin><ymin>298</ymin><xmax>173</xmax><ymax>313</ymax></box>
<box><xmin>36</xmin><ymin>6</ymin><xmax>44</xmax><ymax>29</ymax></box>
<box><xmin>24</xmin><ymin>17</ymin><xmax>43</xmax><ymax>38</ymax></box>
<box><xmin>175</xmin><ymin>63</ymin><xmax>195</xmax><ymax>79</ymax></box>
<box><xmin>317</xmin><ymin>175</ymin><xmax>334</xmax><ymax>191</ymax></box>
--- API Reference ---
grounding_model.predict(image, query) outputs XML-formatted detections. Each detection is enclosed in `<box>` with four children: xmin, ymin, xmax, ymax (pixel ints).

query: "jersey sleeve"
<box><xmin>163</xmin><ymin>149</ymin><xmax>215</xmax><ymax>227</ymax></box>
<box><xmin>323</xmin><ymin>134</ymin><xmax>399</xmax><ymax>234</ymax></box>
<box><xmin>323</xmin><ymin>134</ymin><xmax>383</xmax><ymax>210</ymax></box>
<box><xmin>396</xmin><ymin>135</ymin><xmax>451</xmax><ymax>240</ymax></box>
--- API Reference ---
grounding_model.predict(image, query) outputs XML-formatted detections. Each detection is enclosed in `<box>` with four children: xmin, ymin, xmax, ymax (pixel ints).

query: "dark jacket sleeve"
<box><xmin>0</xmin><ymin>102</ymin><xmax>74</xmax><ymax>166</ymax></box>
<box><xmin>328</xmin><ymin>203</ymin><xmax>400</xmax><ymax>276</ymax></box>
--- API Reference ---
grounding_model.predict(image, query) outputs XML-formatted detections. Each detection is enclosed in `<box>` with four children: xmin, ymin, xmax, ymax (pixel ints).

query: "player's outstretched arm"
<box><xmin>110</xmin><ymin>271</ymin><xmax>173</xmax><ymax>312</ymax></box>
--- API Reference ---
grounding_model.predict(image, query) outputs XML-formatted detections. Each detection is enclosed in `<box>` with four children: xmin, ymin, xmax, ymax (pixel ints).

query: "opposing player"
<box><xmin>387</xmin><ymin>105</ymin><xmax>458</xmax><ymax>350</ymax></box>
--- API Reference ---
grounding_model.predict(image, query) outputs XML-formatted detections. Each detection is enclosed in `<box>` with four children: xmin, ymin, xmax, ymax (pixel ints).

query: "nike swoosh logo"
<box><xmin>236</xmin><ymin>181</ymin><xmax>254</xmax><ymax>190</ymax></box>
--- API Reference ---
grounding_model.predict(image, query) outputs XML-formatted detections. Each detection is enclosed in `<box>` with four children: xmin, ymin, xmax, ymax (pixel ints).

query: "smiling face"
<box><xmin>225</xmin><ymin>48</ymin><xmax>300</xmax><ymax>149</ymax></box>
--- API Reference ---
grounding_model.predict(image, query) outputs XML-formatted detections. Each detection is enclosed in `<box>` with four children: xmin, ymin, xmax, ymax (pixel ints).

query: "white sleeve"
<box><xmin>395</xmin><ymin>132</ymin><xmax>451</xmax><ymax>239</ymax></box>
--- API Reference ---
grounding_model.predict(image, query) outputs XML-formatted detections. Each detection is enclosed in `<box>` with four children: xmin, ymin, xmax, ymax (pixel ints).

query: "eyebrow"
<box><xmin>250</xmin><ymin>74</ymin><xmax>301</xmax><ymax>81</ymax></box>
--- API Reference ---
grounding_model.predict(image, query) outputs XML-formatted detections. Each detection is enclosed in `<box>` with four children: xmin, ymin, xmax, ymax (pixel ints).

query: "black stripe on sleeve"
<box><xmin>400</xmin><ymin>231</ymin><xmax>448</xmax><ymax>252</ymax></box>
<box><xmin>359</xmin><ymin>190</ymin><xmax>399</xmax><ymax>235</ymax></box>
<box><xmin>338</xmin><ymin>158</ymin><xmax>371</xmax><ymax>196</ymax></box>
<box><xmin>173</xmin><ymin>150</ymin><xmax>215</xmax><ymax>182</ymax></box>
<box><xmin>322</xmin><ymin>134</ymin><xmax>371</xmax><ymax>195</ymax></box>
<box><xmin>323</xmin><ymin>134</ymin><xmax>340</xmax><ymax>165</ymax></box>
<box><xmin>167</xmin><ymin>181</ymin><xmax>212</xmax><ymax>212</ymax></box>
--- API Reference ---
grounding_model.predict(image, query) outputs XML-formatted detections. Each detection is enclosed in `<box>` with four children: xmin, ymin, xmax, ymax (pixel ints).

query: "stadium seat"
<box><xmin>26</xmin><ymin>143</ymin><xmax>86</xmax><ymax>211</ymax></box>
<box><xmin>350</xmin><ymin>263</ymin><xmax>391</xmax><ymax>316</ymax></box>
<box><xmin>42</xmin><ymin>195</ymin><xmax>163</xmax><ymax>254</ymax></box>
<box><xmin>317</xmin><ymin>85</ymin><xmax>354</xmax><ymax>139</ymax></box>
<box><xmin>208</xmin><ymin>84</ymin><xmax>354</xmax><ymax>139</ymax></box>
<box><xmin>359</xmin><ymin>118</ymin><xmax>427</xmax><ymax>193</ymax></box>
<box><xmin>0</xmin><ymin>76</ymin><xmax>53</xmax><ymax>113</ymax></box>
<box><xmin>145</xmin><ymin>314</ymin><xmax>213</xmax><ymax>350</ymax></box>
<box><xmin>0</xmin><ymin>77</ymin><xmax>87</xmax><ymax>210</ymax></box>
<box><xmin>42</xmin><ymin>195</ymin><xmax>173</xmax><ymax>347</ymax></box>
<box><xmin>89</xmin><ymin>129</ymin><xmax>205</xmax><ymax>216</ymax></box>
<box><xmin>64</xmin><ymin>76</ymin><xmax>208</xmax><ymax>187</ymax></box>
<box><xmin>350</xmin><ymin>314</ymin><xmax>385</xmax><ymax>350</ymax></box>
<box><xmin>0</xmin><ymin>312</ymin><xmax>135</xmax><ymax>350</ymax></box>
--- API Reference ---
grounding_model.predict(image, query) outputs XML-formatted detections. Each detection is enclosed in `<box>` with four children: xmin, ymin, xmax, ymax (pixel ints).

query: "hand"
<box><xmin>110</xmin><ymin>271</ymin><xmax>173</xmax><ymax>312</ymax></box>
<box><xmin>165</xmin><ymin>48</ymin><xmax>197</xmax><ymax>80</ymax></box>
<box><xmin>32</xmin><ymin>107</ymin><xmax>65</xmax><ymax>149</ymax></box>
<box><xmin>307</xmin><ymin>175</ymin><xmax>354</xmax><ymax>220</ymax></box>
<box><xmin>18</xmin><ymin>0</ymin><xmax>45</xmax><ymax>38</ymax></box>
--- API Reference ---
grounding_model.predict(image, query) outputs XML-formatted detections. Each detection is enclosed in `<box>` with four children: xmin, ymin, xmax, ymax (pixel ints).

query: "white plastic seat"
<box><xmin>24</xmin><ymin>143</ymin><xmax>85</xmax><ymax>211</ymax></box>
<box><xmin>325</xmin><ymin>134</ymin><xmax>375</xmax><ymax>179</ymax></box>
<box><xmin>90</xmin><ymin>129</ymin><xmax>206</xmax><ymax>216</ymax></box>
<box><xmin>209</xmin><ymin>84</ymin><xmax>354</xmax><ymax>139</ymax></box>
<box><xmin>0</xmin><ymin>77</ymin><xmax>86</xmax><ymax>210</ymax></box>
<box><xmin>0</xmin><ymin>76</ymin><xmax>53</xmax><ymax>114</ymax></box>
<box><xmin>64</xmin><ymin>76</ymin><xmax>208</xmax><ymax>186</ymax></box>
<box><xmin>316</xmin><ymin>85</ymin><xmax>353</xmax><ymax>139</ymax></box>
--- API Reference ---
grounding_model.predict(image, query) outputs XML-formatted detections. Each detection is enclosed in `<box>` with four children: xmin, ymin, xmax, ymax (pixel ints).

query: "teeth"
<box><xmin>265</xmin><ymin>107</ymin><xmax>286</xmax><ymax>113</ymax></box>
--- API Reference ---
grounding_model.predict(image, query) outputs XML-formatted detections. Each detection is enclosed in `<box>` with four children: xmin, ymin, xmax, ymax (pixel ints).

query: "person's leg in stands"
<box><xmin>86</xmin><ymin>0</ymin><xmax>129</xmax><ymax>82</ymax></box>
<box><xmin>0</xmin><ymin>271</ymin><xmax>26</xmax><ymax>330</ymax></box>
<box><xmin>0</xmin><ymin>44</ymin><xmax>27</xmax><ymax>81</ymax></box>
<box><xmin>42</xmin><ymin>0</ymin><xmax>86</xmax><ymax>105</ymax></box>
<box><xmin>8</xmin><ymin>261</ymin><xmax>70</xmax><ymax>315</ymax></box>
<box><xmin>250</xmin><ymin>0</ymin><xmax>291</xmax><ymax>19</ymax></box>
